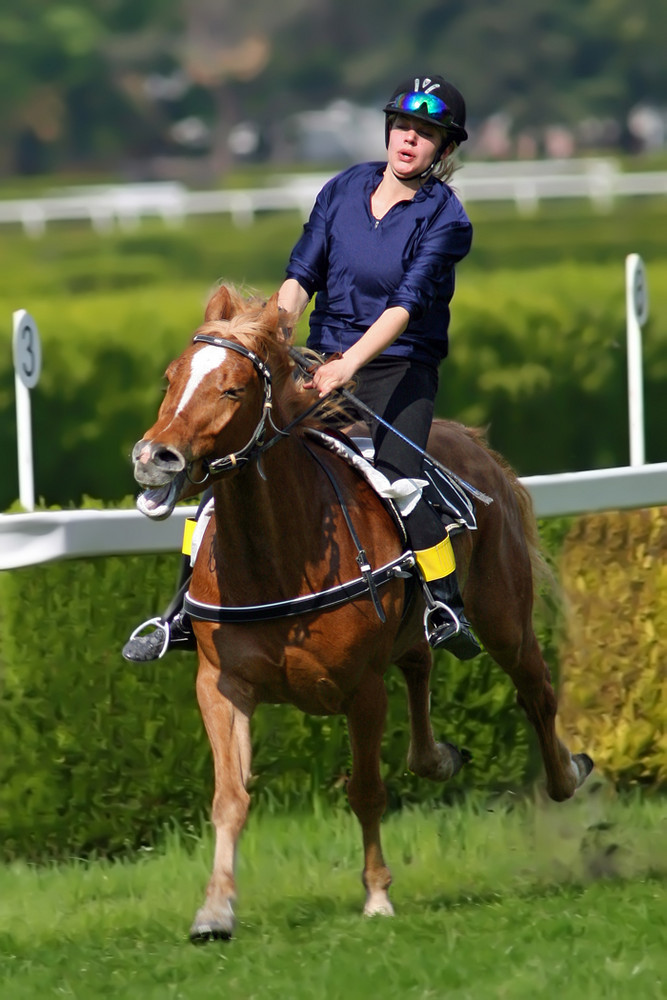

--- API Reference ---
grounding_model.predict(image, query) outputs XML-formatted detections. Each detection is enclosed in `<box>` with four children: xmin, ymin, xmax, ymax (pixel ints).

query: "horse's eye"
<box><xmin>221</xmin><ymin>387</ymin><xmax>243</xmax><ymax>400</ymax></box>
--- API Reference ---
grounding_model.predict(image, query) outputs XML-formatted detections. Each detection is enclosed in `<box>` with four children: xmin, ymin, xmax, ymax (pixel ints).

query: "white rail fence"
<box><xmin>1</xmin><ymin>161</ymin><xmax>667</xmax><ymax>236</ymax></box>
<box><xmin>2</xmin><ymin>462</ymin><xmax>667</xmax><ymax>571</ymax></box>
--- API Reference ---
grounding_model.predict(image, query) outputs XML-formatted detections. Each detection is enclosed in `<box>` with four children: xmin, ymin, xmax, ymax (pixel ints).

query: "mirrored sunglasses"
<box><xmin>391</xmin><ymin>91</ymin><xmax>454</xmax><ymax>126</ymax></box>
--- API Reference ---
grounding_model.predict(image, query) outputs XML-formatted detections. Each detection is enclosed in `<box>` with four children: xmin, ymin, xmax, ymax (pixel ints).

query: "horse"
<box><xmin>130</xmin><ymin>284</ymin><xmax>593</xmax><ymax>940</ymax></box>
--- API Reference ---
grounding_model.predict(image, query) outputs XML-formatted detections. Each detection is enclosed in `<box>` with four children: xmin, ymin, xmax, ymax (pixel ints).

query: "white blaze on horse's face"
<box><xmin>172</xmin><ymin>344</ymin><xmax>228</xmax><ymax>421</ymax></box>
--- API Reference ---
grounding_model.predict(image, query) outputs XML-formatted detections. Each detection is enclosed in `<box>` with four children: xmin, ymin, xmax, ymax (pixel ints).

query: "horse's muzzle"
<box><xmin>132</xmin><ymin>439</ymin><xmax>186</xmax><ymax>486</ymax></box>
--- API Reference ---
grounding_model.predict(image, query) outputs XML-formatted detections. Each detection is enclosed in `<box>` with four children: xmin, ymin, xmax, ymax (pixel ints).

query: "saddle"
<box><xmin>305</xmin><ymin>428</ymin><xmax>478</xmax><ymax>537</ymax></box>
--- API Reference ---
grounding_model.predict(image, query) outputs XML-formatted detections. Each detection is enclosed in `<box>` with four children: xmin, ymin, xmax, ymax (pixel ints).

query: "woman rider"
<box><xmin>123</xmin><ymin>73</ymin><xmax>480</xmax><ymax>663</ymax></box>
<box><xmin>277</xmin><ymin>73</ymin><xmax>479</xmax><ymax>659</ymax></box>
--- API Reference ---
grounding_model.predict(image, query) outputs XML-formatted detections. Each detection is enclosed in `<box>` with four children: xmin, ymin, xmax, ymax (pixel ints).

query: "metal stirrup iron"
<box><xmin>421</xmin><ymin>581</ymin><xmax>462</xmax><ymax>642</ymax></box>
<box><xmin>125</xmin><ymin>617</ymin><xmax>171</xmax><ymax>659</ymax></box>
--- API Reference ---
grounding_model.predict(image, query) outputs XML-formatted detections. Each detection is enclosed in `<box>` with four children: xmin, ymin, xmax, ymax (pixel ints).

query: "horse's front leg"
<box><xmin>190</xmin><ymin>655</ymin><xmax>253</xmax><ymax>942</ymax></box>
<box><xmin>346</xmin><ymin>671</ymin><xmax>393</xmax><ymax>917</ymax></box>
<box><xmin>397</xmin><ymin>645</ymin><xmax>470</xmax><ymax>782</ymax></box>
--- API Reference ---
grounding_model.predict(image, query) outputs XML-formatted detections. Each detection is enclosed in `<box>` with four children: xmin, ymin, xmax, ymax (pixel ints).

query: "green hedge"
<box><xmin>558</xmin><ymin>507</ymin><xmax>667</xmax><ymax>789</ymax></box>
<box><xmin>0</xmin><ymin>549</ymin><xmax>209</xmax><ymax>860</ymax></box>
<box><xmin>0</xmin><ymin>510</ymin><xmax>564</xmax><ymax>861</ymax></box>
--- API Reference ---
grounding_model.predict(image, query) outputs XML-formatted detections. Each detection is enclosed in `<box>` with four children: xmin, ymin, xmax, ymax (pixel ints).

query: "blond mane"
<box><xmin>195</xmin><ymin>285</ymin><xmax>354</xmax><ymax>427</ymax></box>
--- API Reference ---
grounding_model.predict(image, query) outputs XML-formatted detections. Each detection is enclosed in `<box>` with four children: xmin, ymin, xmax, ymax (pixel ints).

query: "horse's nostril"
<box><xmin>153</xmin><ymin>447</ymin><xmax>186</xmax><ymax>471</ymax></box>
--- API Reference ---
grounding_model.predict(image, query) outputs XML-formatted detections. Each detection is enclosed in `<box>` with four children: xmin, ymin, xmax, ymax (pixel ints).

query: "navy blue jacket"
<box><xmin>285</xmin><ymin>162</ymin><xmax>472</xmax><ymax>368</ymax></box>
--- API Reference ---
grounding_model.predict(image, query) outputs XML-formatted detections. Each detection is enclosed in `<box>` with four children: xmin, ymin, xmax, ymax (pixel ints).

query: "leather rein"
<box><xmin>181</xmin><ymin>334</ymin><xmax>412</xmax><ymax>624</ymax></box>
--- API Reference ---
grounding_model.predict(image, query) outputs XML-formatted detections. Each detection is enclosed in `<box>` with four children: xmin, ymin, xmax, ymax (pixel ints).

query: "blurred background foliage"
<box><xmin>2</xmin><ymin>0</ymin><xmax>667</xmax><ymax>179</ymax></box>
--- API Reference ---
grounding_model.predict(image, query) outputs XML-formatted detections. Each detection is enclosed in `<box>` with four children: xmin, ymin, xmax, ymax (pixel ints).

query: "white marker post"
<box><xmin>12</xmin><ymin>310</ymin><xmax>42</xmax><ymax>511</ymax></box>
<box><xmin>625</xmin><ymin>254</ymin><xmax>649</xmax><ymax>468</ymax></box>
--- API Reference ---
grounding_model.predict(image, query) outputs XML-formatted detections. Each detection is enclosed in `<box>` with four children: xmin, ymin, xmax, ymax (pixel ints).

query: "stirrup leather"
<box><xmin>125</xmin><ymin>616</ymin><xmax>170</xmax><ymax>659</ymax></box>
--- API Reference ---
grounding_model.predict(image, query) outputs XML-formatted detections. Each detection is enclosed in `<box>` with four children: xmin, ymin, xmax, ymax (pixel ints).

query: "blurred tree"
<box><xmin>0</xmin><ymin>0</ymin><xmax>181</xmax><ymax>174</ymax></box>
<box><xmin>1</xmin><ymin>0</ymin><xmax>666</xmax><ymax>176</ymax></box>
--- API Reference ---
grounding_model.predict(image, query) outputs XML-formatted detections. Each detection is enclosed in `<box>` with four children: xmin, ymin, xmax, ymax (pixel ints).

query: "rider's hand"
<box><xmin>306</xmin><ymin>355</ymin><xmax>357</xmax><ymax>397</ymax></box>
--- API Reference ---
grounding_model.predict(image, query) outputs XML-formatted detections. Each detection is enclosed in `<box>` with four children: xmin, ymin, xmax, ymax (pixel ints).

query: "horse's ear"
<box><xmin>205</xmin><ymin>285</ymin><xmax>236</xmax><ymax>322</ymax></box>
<box><xmin>262</xmin><ymin>292</ymin><xmax>282</xmax><ymax>333</ymax></box>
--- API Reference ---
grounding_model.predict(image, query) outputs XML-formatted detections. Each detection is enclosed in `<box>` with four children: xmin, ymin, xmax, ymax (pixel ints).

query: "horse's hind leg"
<box><xmin>486</xmin><ymin>629</ymin><xmax>593</xmax><ymax>802</ymax></box>
<box><xmin>189</xmin><ymin>656</ymin><xmax>253</xmax><ymax>942</ymax></box>
<box><xmin>396</xmin><ymin>644</ymin><xmax>470</xmax><ymax>782</ymax></box>
<box><xmin>346</xmin><ymin>671</ymin><xmax>394</xmax><ymax>917</ymax></box>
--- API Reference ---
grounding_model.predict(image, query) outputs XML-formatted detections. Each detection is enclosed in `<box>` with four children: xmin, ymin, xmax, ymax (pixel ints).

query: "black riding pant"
<box><xmin>351</xmin><ymin>356</ymin><xmax>446</xmax><ymax>552</ymax></box>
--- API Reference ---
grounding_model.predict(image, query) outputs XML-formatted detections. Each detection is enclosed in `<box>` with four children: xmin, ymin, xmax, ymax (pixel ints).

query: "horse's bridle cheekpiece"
<box><xmin>188</xmin><ymin>334</ymin><xmax>277</xmax><ymax>482</ymax></box>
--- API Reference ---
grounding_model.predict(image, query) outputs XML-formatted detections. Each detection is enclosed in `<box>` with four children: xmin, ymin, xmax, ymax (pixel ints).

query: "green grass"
<box><xmin>2</xmin><ymin>791</ymin><xmax>666</xmax><ymax>999</ymax></box>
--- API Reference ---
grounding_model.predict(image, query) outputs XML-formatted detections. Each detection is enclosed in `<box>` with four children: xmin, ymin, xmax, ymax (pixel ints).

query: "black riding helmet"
<box><xmin>383</xmin><ymin>75</ymin><xmax>468</xmax><ymax>150</ymax></box>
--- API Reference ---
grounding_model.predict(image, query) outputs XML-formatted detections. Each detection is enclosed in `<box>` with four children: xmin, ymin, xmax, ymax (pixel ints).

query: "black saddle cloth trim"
<box><xmin>183</xmin><ymin>554</ymin><xmax>414</xmax><ymax>624</ymax></box>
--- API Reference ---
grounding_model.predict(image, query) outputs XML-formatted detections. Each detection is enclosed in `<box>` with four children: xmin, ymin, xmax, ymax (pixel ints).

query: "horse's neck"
<box><xmin>212</xmin><ymin>435</ymin><xmax>320</xmax><ymax>559</ymax></box>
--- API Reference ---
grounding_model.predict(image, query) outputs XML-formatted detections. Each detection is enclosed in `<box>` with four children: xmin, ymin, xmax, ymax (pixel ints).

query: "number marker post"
<box><xmin>12</xmin><ymin>310</ymin><xmax>42</xmax><ymax>511</ymax></box>
<box><xmin>625</xmin><ymin>254</ymin><xmax>649</xmax><ymax>468</ymax></box>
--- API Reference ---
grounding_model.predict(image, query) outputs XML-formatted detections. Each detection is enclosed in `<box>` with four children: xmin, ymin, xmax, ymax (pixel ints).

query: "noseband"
<box><xmin>187</xmin><ymin>333</ymin><xmax>278</xmax><ymax>483</ymax></box>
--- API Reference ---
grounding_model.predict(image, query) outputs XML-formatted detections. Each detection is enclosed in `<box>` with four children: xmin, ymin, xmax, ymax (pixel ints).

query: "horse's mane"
<box><xmin>194</xmin><ymin>285</ymin><xmax>353</xmax><ymax>428</ymax></box>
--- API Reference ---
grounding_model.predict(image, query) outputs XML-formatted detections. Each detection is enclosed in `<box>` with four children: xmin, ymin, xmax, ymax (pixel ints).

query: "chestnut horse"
<box><xmin>131</xmin><ymin>285</ymin><xmax>592</xmax><ymax>940</ymax></box>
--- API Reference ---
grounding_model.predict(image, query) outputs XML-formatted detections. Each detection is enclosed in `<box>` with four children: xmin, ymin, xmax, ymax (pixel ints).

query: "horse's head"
<box><xmin>132</xmin><ymin>285</ymin><xmax>296</xmax><ymax>519</ymax></box>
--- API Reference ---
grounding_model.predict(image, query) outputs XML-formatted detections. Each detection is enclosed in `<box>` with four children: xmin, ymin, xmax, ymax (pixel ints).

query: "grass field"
<box><xmin>2</xmin><ymin>791</ymin><xmax>666</xmax><ymax>1000</ymax></box>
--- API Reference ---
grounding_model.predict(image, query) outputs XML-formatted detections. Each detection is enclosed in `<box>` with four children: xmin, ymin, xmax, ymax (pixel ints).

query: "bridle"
<box><xmin>185</xmin><ymin>334</ymin><xmax>326</xmax><ymax>485</ymax></box>
<box><xmin>186</xmin><ymin>334</ymin><xmax>279</xmax><ymax>484</ymax></box>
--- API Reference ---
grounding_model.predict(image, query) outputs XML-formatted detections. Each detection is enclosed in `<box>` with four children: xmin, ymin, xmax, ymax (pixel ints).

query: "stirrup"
<box><xmin>125</xmin><ymin>617</ymin><xmax>171</xmax><ymax>660</ymax></box>
<box><xmin>423</xmin><ymin>601</ymin><xmax>462</xmax><ymax>643</ymax></box>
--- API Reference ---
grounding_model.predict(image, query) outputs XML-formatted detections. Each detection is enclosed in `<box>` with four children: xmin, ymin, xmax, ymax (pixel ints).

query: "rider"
<box><xmin>122</xmin><ymin>72</ymin><xmax>480</xmax><ymax>663</ymax></box>
<box><xmin>279</xmin><ymin>73</ymin><xmax>480</xmax><ymax>660</ymax></box>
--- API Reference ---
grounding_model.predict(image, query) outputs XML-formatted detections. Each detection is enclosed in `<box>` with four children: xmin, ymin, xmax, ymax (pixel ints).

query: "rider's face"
<box><xmin>387</xmin><ymin>115</ymin><xmax>445</xmax><ymax>179</ymax></box>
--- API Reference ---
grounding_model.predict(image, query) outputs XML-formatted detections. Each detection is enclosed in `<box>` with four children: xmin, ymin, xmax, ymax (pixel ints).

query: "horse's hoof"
<box><xmin>573</xmin><ymin>752</ymin><xmax>594</xmax><ymax>786</ymax></box>
<box><xmin>408</xmin><ymin>741</ymin><xmax>472</xmax><ymax>781</ymax></box>
<box><xmin>189</xmin><ymin>923</ymin><xmax>233</xmax><ymax>944</ymax></box>
<box><xmin>189</xmin><ymin>902</ymin><xmax>235</xmax><ymax>943</ymax></box>
<box><xmin>445</xmin><ymin>742</ymin><xmax>472</xmax><ymax>776</ymax></box>
<box><xmin>363</xmin><ymin>894</ymin><xmax>395</xmax><ymax>918</ymax></box>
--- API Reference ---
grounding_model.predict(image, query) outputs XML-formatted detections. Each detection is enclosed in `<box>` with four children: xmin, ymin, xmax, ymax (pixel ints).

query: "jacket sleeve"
<box><xmin>284</xmin><ymin>182</ymin><xmax>332</xmax><ymax>298</ymax></box>
<box><xmin>387</xmin><ymin>206</ymin><xmax>472</xmax><ymax>320</ymax></box>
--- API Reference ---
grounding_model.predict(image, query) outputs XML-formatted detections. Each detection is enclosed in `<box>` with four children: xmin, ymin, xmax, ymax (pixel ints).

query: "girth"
<box><xmin>183</xmin><ymin>552</ymin><xmax>415</xmax><ymax>624</ymax></box>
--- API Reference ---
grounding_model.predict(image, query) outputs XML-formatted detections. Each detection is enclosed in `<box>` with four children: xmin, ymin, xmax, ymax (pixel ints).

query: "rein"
<box><xmin>287</xmin><ymin>346</ymin><xmax>493</xmax><ymax>507</ymax></box>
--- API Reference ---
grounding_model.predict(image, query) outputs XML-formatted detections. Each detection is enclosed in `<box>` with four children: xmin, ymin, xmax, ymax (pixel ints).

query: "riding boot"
<box><xmin>414</xmin><ymin>535</ymin><xmax>482</xmax><ymax>661</ymax></box>
<box><xmin>122</xmin><ymin>523</ymin><xmax>197</xmax><ymax>662</ymax></box>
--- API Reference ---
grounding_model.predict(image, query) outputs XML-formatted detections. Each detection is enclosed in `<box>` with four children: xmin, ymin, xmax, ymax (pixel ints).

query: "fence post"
<box><xmin>12</xmin><ymin>310</ymin><xmax>42</xmax><ymax>511</ymax></box>
<box><xmin>625</xmin><ymin>254</ymin><xmax>649</xmax><ymax>468</ymax></box>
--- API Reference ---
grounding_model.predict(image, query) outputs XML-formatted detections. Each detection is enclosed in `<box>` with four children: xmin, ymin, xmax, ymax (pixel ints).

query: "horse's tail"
<box><xmin>463</xmin><ymin>426</ymin><xmax>558</xmax><ymax>600</ymax></box>
<box><xmin>508</xmin><ymin>473</ymin><xmax>556</xmax><ymax>596</ymax></box>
